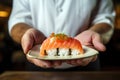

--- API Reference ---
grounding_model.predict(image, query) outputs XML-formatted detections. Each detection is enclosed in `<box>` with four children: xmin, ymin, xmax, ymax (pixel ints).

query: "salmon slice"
<box><xmin>40</xmin><ymin>33</ymin><xmax>84</xmax><ymax>56</ymax></box>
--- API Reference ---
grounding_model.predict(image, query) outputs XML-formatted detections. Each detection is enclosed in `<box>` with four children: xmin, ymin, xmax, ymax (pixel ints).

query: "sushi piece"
<box><xmin>40</xmin><ymin>33</ymin><xmax>84</xmax><ymax>57</ymax></box>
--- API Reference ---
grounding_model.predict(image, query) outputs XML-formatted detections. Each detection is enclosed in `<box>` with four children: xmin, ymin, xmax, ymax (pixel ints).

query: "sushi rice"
<box><xmin>46</xmin><ymin>48</ymin><xmax>80</xmax><ymax>56</ymax></box>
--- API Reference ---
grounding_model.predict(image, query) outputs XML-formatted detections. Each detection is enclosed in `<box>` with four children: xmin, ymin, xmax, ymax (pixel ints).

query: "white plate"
<box><xmin>27</xmin><ymin>45</ymin><xmax>99</xmax><ymax>60</ymax></box>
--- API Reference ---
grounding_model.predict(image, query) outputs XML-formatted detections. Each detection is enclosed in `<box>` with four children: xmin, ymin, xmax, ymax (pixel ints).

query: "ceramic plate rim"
<box><xmin>27</xmin><ymin>45</ymin><xmax>99</xmax><ymax>60</ymax></box>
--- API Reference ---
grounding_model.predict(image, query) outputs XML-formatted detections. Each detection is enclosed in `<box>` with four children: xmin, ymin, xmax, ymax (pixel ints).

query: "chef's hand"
<box><xmin>21</xmin><ymin>28</ymin><xmax>62</xmax><ymax>68</ymax></box>
<box><xmin>66</xmin><ymin>30</ymin><xmax>106</xmax><ymax>66</ymax></box>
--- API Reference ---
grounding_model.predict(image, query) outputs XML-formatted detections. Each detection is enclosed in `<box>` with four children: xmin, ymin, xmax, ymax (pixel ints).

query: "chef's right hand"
<box><xmin>21</xmin><ymin>28</ymin><xmax>62</xmax><ymax>68</ymax></box>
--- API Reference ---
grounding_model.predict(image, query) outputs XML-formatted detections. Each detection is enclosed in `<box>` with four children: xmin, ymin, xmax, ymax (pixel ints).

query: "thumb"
<box><xmin>92</xmin><ymin>34</ymin><xmax>106</xmax><ymax>52</ymax></box>
<box><xmin>21</xmin><ymin>33</ymin><xmax>34</xmax><ymax>54</ymax></box>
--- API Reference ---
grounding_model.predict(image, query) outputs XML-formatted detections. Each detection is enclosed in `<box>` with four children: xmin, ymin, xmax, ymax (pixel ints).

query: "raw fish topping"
<box><xmin>40</xmin><ymin>33</ymin><xmax>84</xmax><ymax>57</ymax></box>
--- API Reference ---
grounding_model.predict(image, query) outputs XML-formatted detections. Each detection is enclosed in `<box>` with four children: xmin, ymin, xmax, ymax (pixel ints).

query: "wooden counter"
<box><xmin>0</xmin><ymin>71</ymin><xmax>120</xmax><ymax>80</ymax></box>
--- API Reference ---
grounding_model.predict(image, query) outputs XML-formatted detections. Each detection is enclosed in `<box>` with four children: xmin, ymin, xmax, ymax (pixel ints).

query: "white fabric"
<box><xmin>9</xmin><ymin>0</ymin><xmax>115</xmax><ymax>37</ymax></box>
<box><xmin>8</xmin><ymin>0</ymin><xmax>115</xmax><ymax>68</ymax></box>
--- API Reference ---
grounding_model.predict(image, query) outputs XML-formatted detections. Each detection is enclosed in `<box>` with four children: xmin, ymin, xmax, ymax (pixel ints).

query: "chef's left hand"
<box><xmin>66</xmin><ymin>30</ymin><xmax>106</xmax><ymax>66</ymax></box>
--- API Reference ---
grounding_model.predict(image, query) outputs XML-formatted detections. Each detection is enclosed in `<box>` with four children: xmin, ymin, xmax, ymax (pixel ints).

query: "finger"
<box><xmin>66</xmin><ymin>57</ymin><xmax>94</xmax><ymax>66</ymax></box>
<box><xmin>69</xmin><ymin>60</ymin><xmax>77</xmax><ymax>65</ymax></box>
<box><xmin>26</xmin><ymin>56</ymin><xmax>53</xmax><ymax>68</ymax></box>
<box><xmin>92</xmin><ymin>34</ymin><xmax>106</xmax><ymax>51</ymax></box>
<box><xmin>80</xmin><ymin>60</ymin><xmax>91</xmax><ymax>66</ymax></box>
<box><xmin>21</xmin><ymin>34</ymin><xmax>34</xmax><ymax>54</ymax></box>
<box><xmin>91</xmin><ymin>55</ymin><xmax>97</xmax><ymax>62</ymax></box>
<box><xmin>66</xmin><ymin>60</ymin><xmax>71</xmax><ymax>64</ymax></box>
<box><xmin>33</xmin><ymin>60</ymin><xmax>52</xmax><ymax>68</ymax></box>
<box><xmin>78</xmin><ymin>57</ymin><xmax>93</xmax><ymax>66</ymax></box>
<box><xmin>66</xmin><ymin>60</ymin><xmax>80</xmax><ymax>65</ymax></box>
<box><xmin>52</xmin><ymin>60</ymin><xmax>62</xmax><ymax>67</ymax></box>
<box><xmin>81</xmin><ymin>55</ymin><xmax>98</xmax><ymax>66</ymax></box>
<box><xmin>31</xmin><ymin>29</ymin><xmax>46</xmax><ymax>45</ymax></box>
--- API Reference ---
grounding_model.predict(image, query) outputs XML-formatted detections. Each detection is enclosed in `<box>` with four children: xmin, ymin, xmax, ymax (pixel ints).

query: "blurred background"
<box><xmin>0</xmin><ymin>0</ymin><xmax>120</xmax><ymax>73</ymax></box>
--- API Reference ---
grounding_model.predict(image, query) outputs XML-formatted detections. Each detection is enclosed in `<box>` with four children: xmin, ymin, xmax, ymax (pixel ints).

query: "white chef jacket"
<box><xmin>9</xmin><ymin>0</ymin><xmax>115</xmax><ymax>37</ymax></box>
<box><xmin>8</xmin><ymin>0</ymin><xmax>115</xmax><ymax>68</ymax></box>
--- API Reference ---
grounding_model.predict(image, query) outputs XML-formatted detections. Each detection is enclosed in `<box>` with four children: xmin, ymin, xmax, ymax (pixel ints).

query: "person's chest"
<box><xmin>29</xmin><ymin>0</ymin><xmax>97</xmax><ymax>20</ymax></box>
<box><xmin>28</xmin><ymin>0</ymin><xmax>98</xmax><ymax>37</ymax></box>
